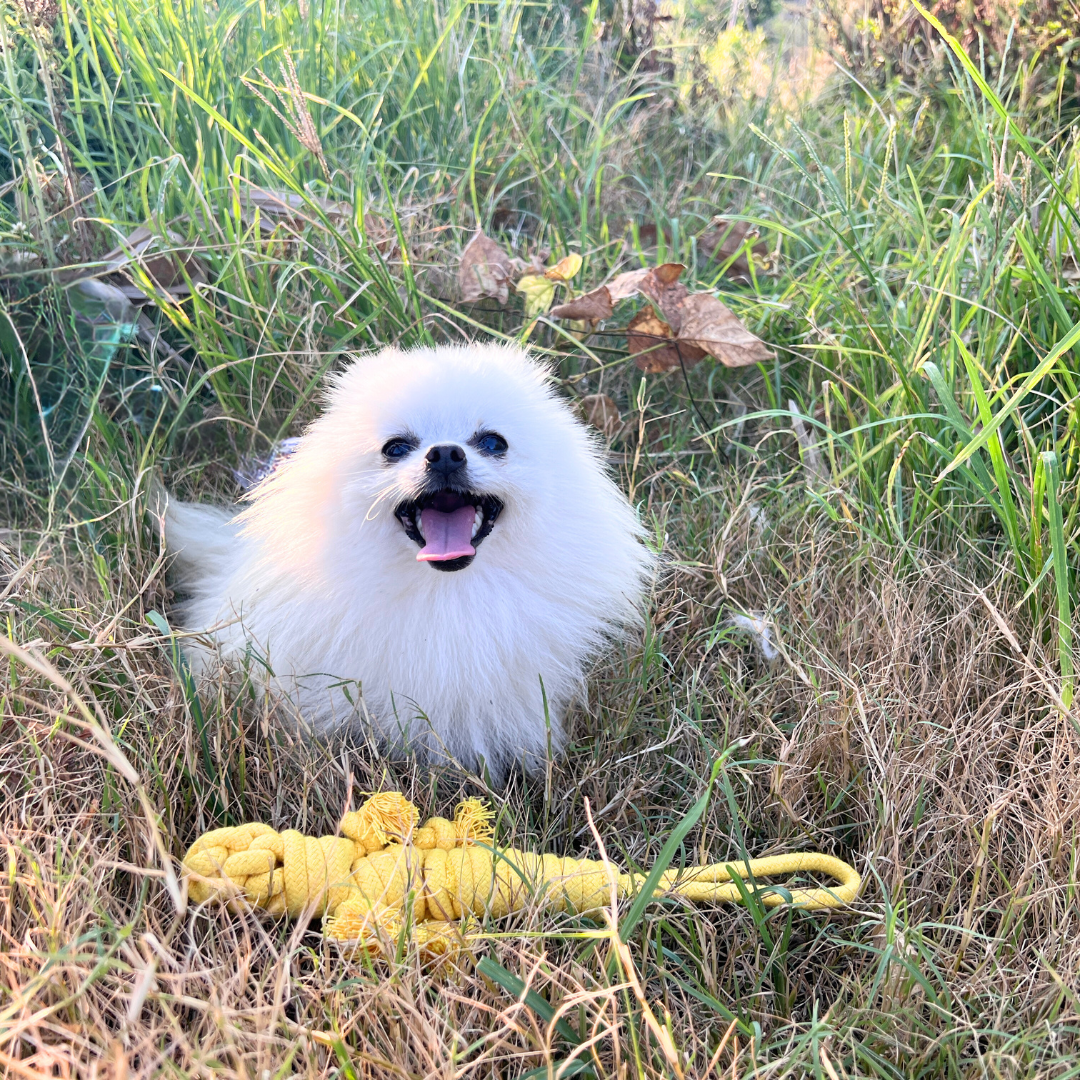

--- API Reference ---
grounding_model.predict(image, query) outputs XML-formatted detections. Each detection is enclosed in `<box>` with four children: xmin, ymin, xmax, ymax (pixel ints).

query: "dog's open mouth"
<box><xmin>394</xmin><ymin>490</ymin><xmax>503</xmax><ymax>572</ymax></box>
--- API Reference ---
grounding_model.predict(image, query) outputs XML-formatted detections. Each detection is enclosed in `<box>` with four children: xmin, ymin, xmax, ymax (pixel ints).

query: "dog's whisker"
<box><xmin>362</xmin><ymin>486</ymin><xmax>401</xmax><ymax>522</ymax></box>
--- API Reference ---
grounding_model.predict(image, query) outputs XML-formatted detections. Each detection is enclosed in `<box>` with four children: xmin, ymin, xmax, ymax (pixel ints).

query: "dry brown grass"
<box><xmin>4</xmin><ymin>0</ymin><xmax>1080</xmax><ymax>1069</ymax></box>
<box><xmin>3</xmin><ymin>406</ymin><xmax>1079</xmax><ymax>1077</ymax></box>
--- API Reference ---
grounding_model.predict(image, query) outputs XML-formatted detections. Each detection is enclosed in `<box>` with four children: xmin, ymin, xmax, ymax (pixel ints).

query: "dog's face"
<box><xmin>320</xmin><ymin>344</ymin><xmax>586</xmax><ymax>575</ymax></box>
<box><xmin>383</xmin><ymin>429</ymin><xmax>506</xmax><ymax>572</ymax></box>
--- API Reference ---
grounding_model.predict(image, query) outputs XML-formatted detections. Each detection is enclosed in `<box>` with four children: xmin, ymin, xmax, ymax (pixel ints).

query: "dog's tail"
<box><xmin>148</xmin><ymin>475</ymin><xmax>240</xmax><ymax>593</ymax></box>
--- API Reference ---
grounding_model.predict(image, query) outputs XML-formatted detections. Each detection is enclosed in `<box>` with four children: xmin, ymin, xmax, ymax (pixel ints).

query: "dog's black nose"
<box><xmin>425</xmin><ymin>443</ymin><xmax>467</xmax><ymax>477</ymax></box>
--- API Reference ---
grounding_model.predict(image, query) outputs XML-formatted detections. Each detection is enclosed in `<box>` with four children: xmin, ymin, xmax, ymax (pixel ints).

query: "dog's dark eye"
<box><xmin>382</xmin><ymin>439</ymin><xmax>414</xmax><ymax>461</ymax></box>
<box><xmin>475</xmin><ymin>432</ymin><xmax>508</xmax><ymax>456</ymax></box>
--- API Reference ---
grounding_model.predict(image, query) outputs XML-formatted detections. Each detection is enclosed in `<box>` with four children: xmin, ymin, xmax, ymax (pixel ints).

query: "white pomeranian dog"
<box><xmin>161</xmin><ymin>343</ymin><xmax>653</xmax><ymax>781</ymax></box>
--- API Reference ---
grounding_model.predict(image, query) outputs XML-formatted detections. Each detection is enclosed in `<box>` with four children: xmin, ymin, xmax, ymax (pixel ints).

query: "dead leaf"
<box><xmin>544</xmin><ymin>253</ymin><xmax>583</xmax><ymax>281</ymax></box>
<box><xmin>109</xmin><ymin>226</ymin><xmax>206</xmax><ymax>294</ymax></box>
<box><xmin>578</xmin><ymin>393</ymin><xmax>622</xmax><ymax>439</ymax></box>
<box><xmin>550</xmin><ymin>267</ymin><xmax>655</xmax><ymax>321</ymax></box>
<box><xmin>239</xmin><ymin>185</ymin><xmax>351</xmax><ymax>235</ymax></box>
<box><xmin>459</xmin><ymin>229</ymin><xmax>515</xmax><ymax>304</ymax></box>
<box><xmin>59</xmin><ymin>224</ymin><xmax>207</xmax><ymax>302</ymax></box>
<box><xmin>652</xmin><ymin>263</ymin><xmax>685</xmax><ymax>285</ymax></box>
<box><xmin>698</xmin><ymin>219</ymin><xmax>769</xmax><ymax>279</ymax></box>
<box><xmin>515</xmin><ymin>274</ymin><xmax>556</xmax><ymax>317</ymax></box>
<box><xmin>548</xmin><ymin>262</ymin><xmax>773</xmax><ymax>373</ymax></box>
<box><xmin>550</xmin><ymin>286</ymin><xmax>613</xmax><ymax>321</ymax></box>
<box><xmin>241</xmin><ymin>185</ymin><xmax>351</xmax><ymax>219</ymax></box>
<box><xmin>607</xmin><ymin>267</ymin><xmax>653</xmax><ymax>301</ymax></box>
<box><xmin>638</xmin><ymin>263</ymin><xmax>690</xmax><ymax>329</ymax></box>
<box><xmin>627</xmin><ymin>306</ymin><xmax>705</xmax><ymax>372</ymax></box>
<box><xmin>674</xmin><ymin>292</ymin><xmax>773</xmax><ymax>368</ymax></box>
<box><xmin>635</xmin><ymin>223</ymin><xmax>662</xmax><ymax>248</ymax></box>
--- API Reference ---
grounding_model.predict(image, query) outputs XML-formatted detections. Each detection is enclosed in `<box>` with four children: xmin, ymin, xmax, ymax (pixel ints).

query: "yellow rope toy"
<box><xmin>182</xmin><ymin>792</ymin><xmax>861</xmax><ymax>957</ymax></box>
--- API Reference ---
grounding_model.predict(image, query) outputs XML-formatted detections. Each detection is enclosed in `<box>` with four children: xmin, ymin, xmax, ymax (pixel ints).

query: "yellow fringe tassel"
<box><xmin>182</xmin><ymin>792</ymin><xmax>860</xmax><ymax>959</ymax></box>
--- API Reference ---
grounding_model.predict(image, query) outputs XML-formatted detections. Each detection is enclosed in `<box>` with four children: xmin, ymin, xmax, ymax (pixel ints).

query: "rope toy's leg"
<box><xmin>641</xmin><ymin>853</ymin><xmax>862</xmax><ymax>909</ymax></box>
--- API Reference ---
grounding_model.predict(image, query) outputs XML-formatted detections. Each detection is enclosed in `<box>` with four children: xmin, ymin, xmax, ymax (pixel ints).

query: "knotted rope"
<box><xmin>182</xmin><ymin>792</ymin><xmax>860</xmax><ymax>958</ymax></box>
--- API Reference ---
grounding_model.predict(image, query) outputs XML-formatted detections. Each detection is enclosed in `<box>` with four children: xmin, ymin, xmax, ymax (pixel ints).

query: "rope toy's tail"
<box><xmin>182</xmin><ymin>793</ymin><xmax>860</xmax><ymax>960</ymax></box>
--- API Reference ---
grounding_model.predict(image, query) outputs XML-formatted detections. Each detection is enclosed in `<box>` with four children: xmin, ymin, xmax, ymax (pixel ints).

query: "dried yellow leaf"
<box><xmin>544</xmin><ymin>253</ymin><xmax>583</xmax><ymax>282</ymax></box>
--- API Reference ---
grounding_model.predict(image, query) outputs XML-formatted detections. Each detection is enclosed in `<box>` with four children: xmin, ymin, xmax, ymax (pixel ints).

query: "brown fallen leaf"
<box><xmin>698</xmin><ymin>219</ymin><xmax>768</xmax><ymax>279</ymax></box>
<box><xmin>59</xmin><ymin>224</ymin><xmax>207</xmax><ymax>302</ymax></box>
<box><xmin>550</xmin><ymin>286</ymin><xmax>613</xmax><ymax>321</ymax></box>
<box><xmin>577</xmin><ymin>393</ymin><xmax>622</xmax><ymax>439</ymax></box>
<box><xmin>607</xmin><ymin>267</ymin><xmax>653</xmax><ymax>301</ymax></box>
<box><xmin>638</xmin><ymin>263</ymin><xmax>690</xmax><ymax>329</ymax></box>
<box><xmin>551</xmin><ymin>263</ymin><xmax>774</xmax><ymax>372</ymax></box>
<box><xmin>238</xmin><ymin>185</ymin><xmax>352</xmax><ymax>236</ymax></box>
<box><xmin>241</xmin><ymin>185</ymin><xmax>351</xmax><ymax>219</ymax></box>
<box><xmin>110</xmin><ymin>226</ymin><xmax>206</xmax><ymax>293</ymax></box>
<box><xmin>636</xmin><ymin>223</ymin><xmax>661</xmax><ymax>248</ymax></box>
<box><xmin>635</xmin><ymin>218</ymin><xmax>771</xmax><ymax>279</ymax></box>
<box><xmin>549</xmin><ymin>267</ymin><xmax>653</xmax><ymax>321</ymax></box>
<box><xmin>651</xmin><ymin>263</ymin><xmax>685</xmax><ymax>286</ymax></box>
<box><xmin>675</xmin><ymin>292</ymin><xmax>773</xmax><ymax>368</ymax></box>
<box><xmin>627</xmin><ymin>306</ymin><xmax>706</xmax><ymax>373</ymax></box>
<box><xmin>459</xmin><ymin>229</ymin><xmax>515</xmax><ymax>305</ymax></box>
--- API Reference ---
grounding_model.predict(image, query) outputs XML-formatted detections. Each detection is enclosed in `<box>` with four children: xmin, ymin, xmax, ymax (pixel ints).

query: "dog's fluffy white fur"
<box><xmin>163</xmin><ymin>343</ymin><xmax>652</xmax><ymax>780</ymax></box>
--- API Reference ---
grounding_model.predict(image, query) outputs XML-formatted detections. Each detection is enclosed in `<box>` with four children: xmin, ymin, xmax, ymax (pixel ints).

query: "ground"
<box><xmin>2</xmin><ymin>0</ymin><xmax>1080</xmax><ymax>1075</ymax></box>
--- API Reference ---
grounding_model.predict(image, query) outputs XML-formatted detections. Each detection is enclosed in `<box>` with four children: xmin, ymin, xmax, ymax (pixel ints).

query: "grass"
<box><xmin>2</xmin><ymin>0</ymin><xmax>1080</xmax><ymax>1074</ymax></box>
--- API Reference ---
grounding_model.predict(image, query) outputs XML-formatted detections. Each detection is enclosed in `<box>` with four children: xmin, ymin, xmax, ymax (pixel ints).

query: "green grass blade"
<box><xmin>619</xmin><ymin>756</ymin><xmax>724</xmax><ymax>944</ymax></box>
<box><xmin>1042</xmin><ymin>452</ymin><xmax>1074</xmax><ymax>707</ymax></box>
<box><xmin>476</xmin><ymin>956</ymin><xmax>586</xmax><ymax>1049</ymax></box>
<box><xmin>953</xmin><ymin>334</ymin><xmax>1025</xmax><ymax>578</ymax></box>
<box><xmin>936</xmin><ymin>320</ymin><xmax>1080</xmax><ymax>482</ymax></box>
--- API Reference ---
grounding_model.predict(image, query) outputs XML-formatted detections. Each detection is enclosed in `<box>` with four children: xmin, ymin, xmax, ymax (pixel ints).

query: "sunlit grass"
<box><xmin>2</xmin><ymin>0</ymin><xmax>1079</xmax><ymax>1074</ymax></box>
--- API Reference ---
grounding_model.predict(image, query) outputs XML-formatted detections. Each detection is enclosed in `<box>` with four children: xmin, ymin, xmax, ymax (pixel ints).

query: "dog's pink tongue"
<box><xmin>417</xmin><ymin>506</ymin><xmax>476</xmax><ymax>562</ymax></box>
